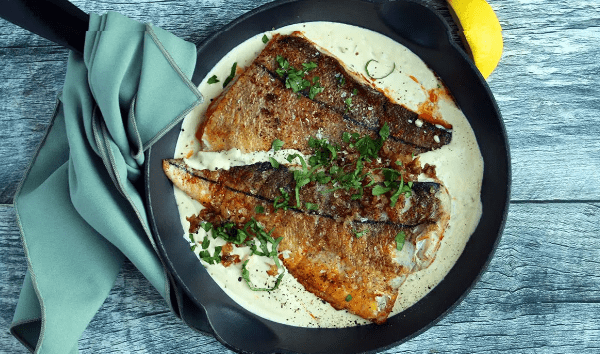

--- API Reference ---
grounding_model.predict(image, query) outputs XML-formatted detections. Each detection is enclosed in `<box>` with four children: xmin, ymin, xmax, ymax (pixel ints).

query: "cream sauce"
<box><xmin>173</xmin><ymin>22</ymin><xmax>483</xmax><ymax>327</ymax></box>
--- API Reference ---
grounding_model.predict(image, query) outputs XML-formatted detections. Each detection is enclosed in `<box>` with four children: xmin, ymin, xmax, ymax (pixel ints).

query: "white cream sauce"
<box><xmin>173</xmin><ymin>22</ymin><xmax>483</xmax><ymax>328</ymax></box>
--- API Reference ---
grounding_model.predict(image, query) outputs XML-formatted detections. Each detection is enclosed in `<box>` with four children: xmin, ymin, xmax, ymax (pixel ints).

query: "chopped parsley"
<box><xmin>365</xmin><ymin>59</ymin><xmax>396</xmax><ymax>80</ymax></box>
<box><xmin>344</xmin><ymin>97</ymin><xmax>353</xmax><ymax>113</ymax></box>
<box><xmin>262</xmin><ymin>34</ymin><xmax>269</xmax><ymax>43</ymax></box>
<box><xmin>222</xmin><ymin>62</ymin><xmax>237</xmax><ymax>88</ymax></box>
<box><xmin>201</xmin><ymin>236</ymin><xmax>210</xmax><ymax>249</ymax></box>
<box><xmin>273</xmin><ymin>187</ymin><xmax>291</xmax><ymax>211</ymax></box>
<box><xmin>195</xmin><ymin>217</ymin><xmax>285</xmax><ymax>292</ymax></box>
<box><xmin>199</xmin><ymin>246</ymin><xmax>221</xmax><ymax>265</ymax></box>
<box><xmin>345</xmin><ymin>294</ymin><xmax>352</xmax><ymax>302</ymax></box>
<box><xmin>242</xmin><ymin>259</ymin><xmax>285</xmax><ymax>291</ymax></box>
<box><xmin>305</xmin><ymin>202</ymin><xmax>319</xmax><ymax>211</ymax></box>
<box><xmin>272</xmin><ymin>138</ymin><xmax>284</xmax><ymax>151</ymax></box>
<box><xmin>354</xmin><ymin>229</ymin><xmax>368</xmax><ymax>238</ymax></box>
<box><xmin>255</xmin><ymin>205</ymin><xmax>265</xmax><ymax>214</ymax></box>
<box><xmin>395</xmin><ymin>231</ymin><xmax>406</xmax><ymax>251</ymax></box>
<box><xmin>207</xmin><ymin>75</ymin><xmax>219</xmax><ymax>84</ymax></box>
<box><xmin>275</xmin><ymin>55</ymin><xmax>323</xmax><ymax>99</ymax></box>
<box><xmin>269</xmin><ymin>157</ymin><xmax>280</xmax><ymax>169</ymax></box>
<box><xmin>201</xmin><ymin>222</ymin><xmax>213</xmax><ymax>232</ymax></box>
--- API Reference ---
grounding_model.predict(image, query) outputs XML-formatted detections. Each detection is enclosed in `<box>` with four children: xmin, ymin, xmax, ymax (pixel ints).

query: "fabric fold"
<box><xmin>11</xmin><ymin>12</ymin><xmax>203</xmax><ymax>353</ymax></box>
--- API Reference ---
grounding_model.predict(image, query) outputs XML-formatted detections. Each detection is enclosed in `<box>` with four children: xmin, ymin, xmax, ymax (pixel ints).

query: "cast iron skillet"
<box><xmin>146</xmin><ymin>0</ymin><xmax>511</xmax><ymax>352</ymax></box>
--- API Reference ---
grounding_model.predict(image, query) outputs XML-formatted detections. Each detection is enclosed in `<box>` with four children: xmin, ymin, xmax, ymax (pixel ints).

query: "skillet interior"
<box><xmin>146</xmin><ymin>0</ymin><xmax>511</xmax><ymax>352</ymax></box>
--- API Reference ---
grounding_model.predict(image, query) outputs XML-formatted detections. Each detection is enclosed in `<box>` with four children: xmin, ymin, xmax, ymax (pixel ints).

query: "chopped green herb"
<box><xmin>222</xmin><ymin>62</ymin><xmax>237</xmax><ymax>88</ymax></box>
<box><xmin>342</xmin><ymin>132</ymin><xmax>351</xmax><ymax>143</ymax></box>
<box><xmin>345</xmin><ymin>294</ymin><xmax>352</xmax><ymax>302</ymax></box>
<box><xmin>395</xmin><ymin>161</ymin><xmax>403</xmax><ymax>166</ymax></box>
<box><xmin>255</xmin><ymin>205</ymin><xmax>265</xmax><ymax>214</ymax></box>
<box><xmin>188</xmin><ymin>233</ymin><xmax>194</xmax><ymax>242</ymax></box>
<box><xmin>354</xmin><ymin>230</ymin><xmax>368</xmax><ymax>238</ymax></box>
<box><xmin>274</xmin><ymin>187</ymin><xmax>291</xmax><ymax>211</ymax></box>
<box><xmin>199</xmin><ymin>246</ymin><xmax>221</xmax><ymax>265</ymax></box>
<box><xmin>190</xmin><ymin>244</ymin><xmax>197</xmax><ymax>251</ymax></box>
<box><xmin>207</xmin><ymin>75</ymin><xmax>219</xmax><ymax>84</ymax></box>
<box><xmin>395</xmin><ymin>231</ymin><xmax>406</xmax><ymax>251</ymax></box>
<box><xmin>344</xmin><ymin>97</ymin><xmax>353</xmax><ymax>112</ymax></box>
<box><xmin>272</xmin><ymin>138</ymin><xmax>284</xmax><ymax>151</ymax></box>
<box><xmin>308</xmin><ymin>77</ymin><xmax>324</xmax><ymax>99</ymax></box>
<box><xmin>302</xmin><ymin>62</ymin><xmax>318</xmax><ymax>71</ymax></box>
<box><xmin>262</xmin><ymin>34</ymin><xmax>269</xmax><ymax>43</ymax></box>
<box><xmin>275</xmin><ymin>56</ymin><xmax>323</xmax><ymax>98</ymax></box>
<box><xmin>379</xmin><ymin>122</ymin><xmax>390</xmax><ymax>140</ymax></box>
<box><xmin>269</xmin><ymin>157</ymin><xmax>280</xmax><ymax>169</ymax></box>
<box><xmin>365</xmin><ymin>59</ymin><xmax>396</xmax><ymax>79</ymax></box>
<box><xmin>372</xmin><ymin>185</ymin><xmax>392</xmax><ymax>196</ymax></box>
<box><xmin>305</xmin><ymin>202</ymin><xmax>319</xmax><ymax>211</ymax></box>
<box><xmin>201</xmin><ymin>237</ymin><xmax>210</xmax><ymax>250</ymax></box>
<box><xmin>241</xmin><ymin>259</ymin><xmax>285</xmax><ymax>291</ymax></box>
<box><xmin>201</xmin><ymin>222</ymin><xmax>213</xmax><ymax>232</ymax></box>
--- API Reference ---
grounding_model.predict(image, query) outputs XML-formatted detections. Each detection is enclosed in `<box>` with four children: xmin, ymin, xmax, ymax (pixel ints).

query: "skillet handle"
<box><xmin>0</xmin><ymin>0</ymin><xmax>89</xmax><ymax>54</ymax></box>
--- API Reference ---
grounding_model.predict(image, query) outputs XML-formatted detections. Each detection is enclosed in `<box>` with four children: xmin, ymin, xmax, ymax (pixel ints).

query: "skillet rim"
<box><xmin>146</xmin><ymin>0</ymin><xmax>511</xmax><ymax>352</ymax></box>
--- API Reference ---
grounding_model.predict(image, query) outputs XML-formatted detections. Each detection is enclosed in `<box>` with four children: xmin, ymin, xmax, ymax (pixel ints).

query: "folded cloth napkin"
<box><xmin>11</xmin><ymin>12</ymin><xmax>205</xmax><ymax>353</ymax></box>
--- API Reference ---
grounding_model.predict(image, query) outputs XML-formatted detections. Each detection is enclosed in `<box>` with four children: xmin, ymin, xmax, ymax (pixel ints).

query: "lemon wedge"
<box><xmin>447</xmin><ymin>0</ymin><xmax>503</xmax><ymax>79</ymax></box>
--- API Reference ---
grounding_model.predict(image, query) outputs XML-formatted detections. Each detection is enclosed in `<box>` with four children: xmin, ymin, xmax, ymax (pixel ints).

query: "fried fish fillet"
<box><xmin>196</xmin><ymin>33</ymin><xmax>451</xmax><ymax>156</ymax></box>
<box><xmin>163</xmin><ymin>159</ymin><xmax>450</xmax><ymax>323</ymax></box>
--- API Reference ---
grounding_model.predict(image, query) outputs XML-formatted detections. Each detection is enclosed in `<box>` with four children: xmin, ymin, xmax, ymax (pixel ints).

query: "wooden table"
<box><xmin>1</xmin><ymin>0</ymin><xmax>599</xmax><ymax>352</ymax></box>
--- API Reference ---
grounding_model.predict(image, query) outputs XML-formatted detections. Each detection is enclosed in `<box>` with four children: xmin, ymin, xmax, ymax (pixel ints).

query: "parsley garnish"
<box><xmin>309</xmin><ymin>76</ymin><xmax>324</xmax><ymax>99</ymax></box>
<box><xmin>262</xmin><ymin>34</ymin><xmax>269</xmax><ymax>43</ymax></box>
<box><xmin>305</xmin><ymin>202</ymin><xmax>319</xmax><ymax>211</ymax></box>
<box><xmin>272</xmin><ymin>138</ymin><xmax>284</xmax><ymax>151</ymax></box>
<box><xmin>201</xmin><ymin>222</ymin><xmax>213</xmax><ymax>232</ymax></box>
<box><xmin>344</xmin><ymin>97</ymin><xmax>352</xmax><ymax>113</ymax></box>
<box><xmin>269</xmin><ymin>157</ymin><xmax>280</xmax><ymax>169</ymax></box>
<box><xmin>275</xmin><ymin>55</ymin><xmax>323</xmax><ymax>99</ymax></box>
<box><xmin>345</xmin><ymin>294</ymin><xmax>352</xmax><ymax>302</ymax></box>
<box><xmin>199</xmin><ymin>246</ymin><xmax>222</xmax><ymax>265</ymax></box>
<box><xmin>255</xmin><ymin>205</ymin><xmax>265</xmax><ymax>214</ymax></box>
<box><xmin>201</xmin><ymin>236</ymin><xmax>210</xmax><ymax>250</ymax></box>
<box><xmin>242</xmin><ymin>259</ymin><xmax>285</xmax><ymax>292</ymax></box>
<box><xmin>395</xmin><ymin>231</ymin><xmax>406</xmax><ymax>251</ymax></box>
<box><xmin>354</xmin><ymin>230</ymin><xmax>368</xmax><ymax>238</ymax></box>
<box><xmin>207</xmin><ymin>75</ymin><xmax>219</xmax><ymax>84</ymax></box>
<box><xmin>274</xmin><ymin>187</ymin><xmax>291</xmax><ymax>211</ymax></box>
<box><xmin>365</xmin><ymin>59</ymin><xmax>396</xmax><ymax>80</ymax></box>
<box><xmin>222</xmin><ymin>62</ymin><xmax>237</xmax><ymax>88</ymax></box>
<box><xmin>197</xmin><ymin>217</ymin><xmax>285</xmax><ymax>292</ymax></box>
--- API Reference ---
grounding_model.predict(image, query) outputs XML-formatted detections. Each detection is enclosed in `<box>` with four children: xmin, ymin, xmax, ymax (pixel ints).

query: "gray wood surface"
<box><xmin>1</xmin><ymin>0</ymin><xmax>599</xmax><ymax>353</ymax></box>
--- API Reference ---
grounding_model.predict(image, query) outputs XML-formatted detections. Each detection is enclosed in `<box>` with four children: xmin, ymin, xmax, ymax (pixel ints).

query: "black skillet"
<box><xmin>0</xmin><ymin>0</ymin><xmax>510</xmax><ymax>352</ymax></box>
<box><xmin>147</xmin><ymin>0</ymin><xmax>511</xmax><ymax>352</ymax></box>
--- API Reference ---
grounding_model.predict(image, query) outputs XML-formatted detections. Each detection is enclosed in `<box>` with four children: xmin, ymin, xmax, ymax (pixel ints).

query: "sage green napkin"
<box><xmin>11</xmin><ymin>12</ymin><xmax>203</xmax><ymax>353</ymax></box>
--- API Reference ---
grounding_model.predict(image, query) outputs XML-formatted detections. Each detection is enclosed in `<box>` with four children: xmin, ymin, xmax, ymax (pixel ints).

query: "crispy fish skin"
<box><xmin>198</xmin><ymin>33</ymin><xmax>451</xmax><ymax>155</ymax></box>
<box><xmin>164</xmin><ymin>159</ymin><xmax>445</xmax><ymax>227</ymax></box>
<box><xmin>197</xmin><ymin>63</ymin><xmax>418</xmax><ymax>156</ymax></box>
<box><xmin>163</xmin><ymin>159</ymin><xmax>450</xmax><ymax>323</ymax></box>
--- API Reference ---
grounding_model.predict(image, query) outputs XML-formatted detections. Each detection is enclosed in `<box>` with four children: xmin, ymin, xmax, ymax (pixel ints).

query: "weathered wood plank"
<box><xmin>3</xmin><ymin>202</ymin><xmax>599</xmax><ymax>352</ymax></box>
<box><xmin>486</xmin><ymin>0</ymin><xmax>600</xmax><ymax>201</ymax></box>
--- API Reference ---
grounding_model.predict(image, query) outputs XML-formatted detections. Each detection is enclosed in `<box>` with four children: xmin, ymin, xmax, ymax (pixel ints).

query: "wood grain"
<box><xmin>1</xmin><ymin>0</ymin><xmax>600</xmax><ymax>353</ymax></box>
